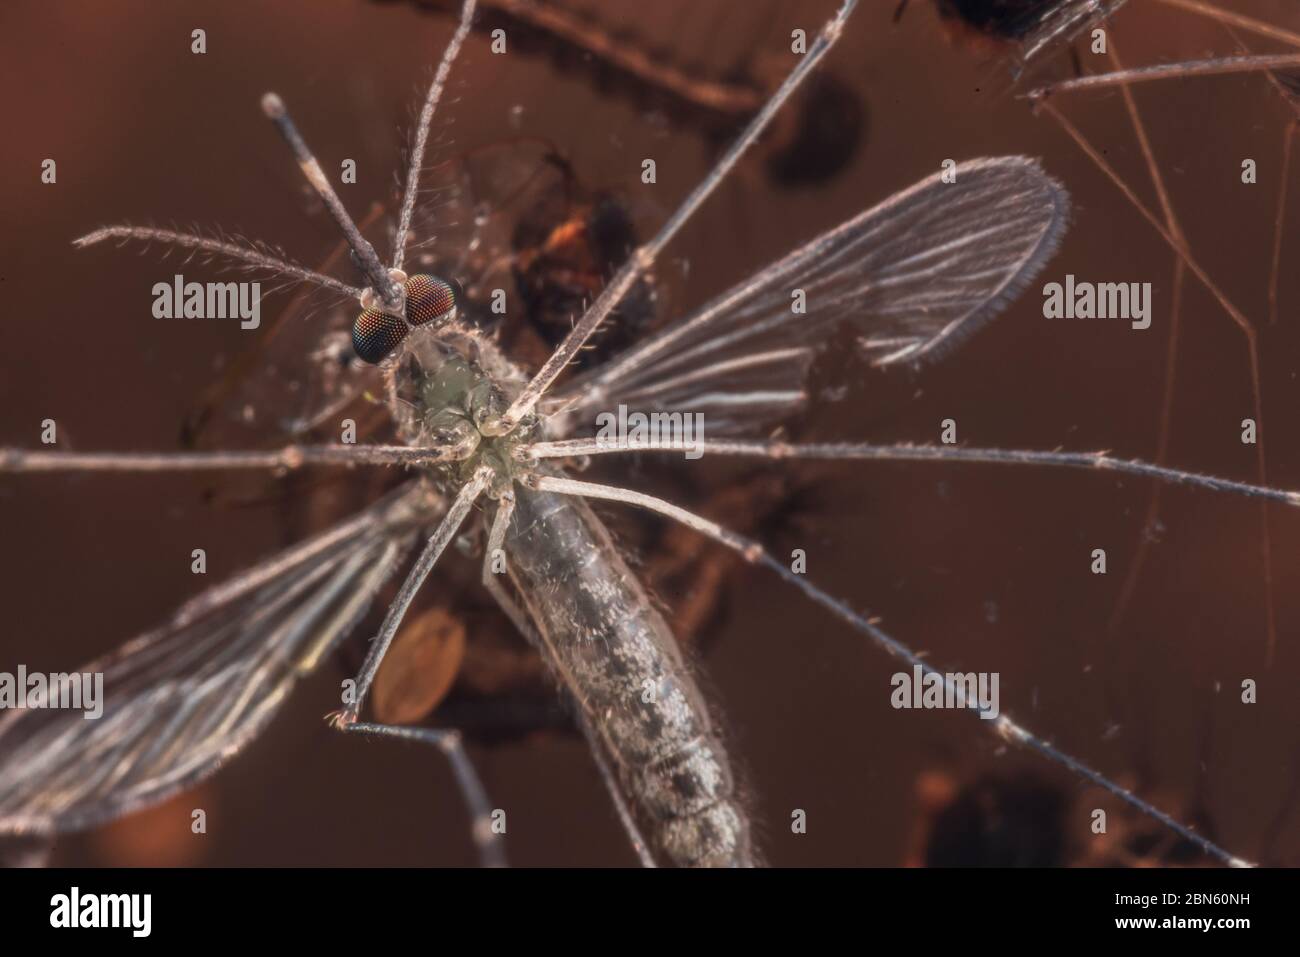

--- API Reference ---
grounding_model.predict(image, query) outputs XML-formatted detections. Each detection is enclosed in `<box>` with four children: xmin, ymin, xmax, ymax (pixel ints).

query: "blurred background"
<box><xmin>1</xmin><ymin>0</ymin><xmax>1299</xmax><ymax>866</ymax></box>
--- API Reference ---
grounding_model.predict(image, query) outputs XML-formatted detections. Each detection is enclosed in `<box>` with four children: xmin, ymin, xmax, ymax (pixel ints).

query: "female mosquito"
<box><xmin>1</xmin><ymin>0</ymin><xmax>1295</xmax><ymax>866</ymax></box>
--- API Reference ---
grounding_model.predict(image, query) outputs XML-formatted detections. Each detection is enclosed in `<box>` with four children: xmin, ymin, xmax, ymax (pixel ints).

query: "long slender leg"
<box><xmin>1100</xmin><ymin>34</ymin><xmax>1191</xmax><ymax>641</ymax></box>
<box><xmin>486</xmin><ymin>0</ymin><xmax>861</xmax><ymax>434</ymax></box>
<box><xmin>1027</xmin><ymin>53</ymin><xmax>1300</xmax><ymax>99</ymax></box>
<box><xmin>331</xmin><ymin>467</ymin><xmax>493</xmax><ymax>726</ymax></box>
<box><xmin>1035</xmin><ymin>97</ymin><xmax>1279</xmax><ymax>659</ymax></box>
<box><xmin>337</xmin><ymin>721</ymin><xmax>506</xmax><ymax>868</ymax></box>
<box><xmin>74</xmin><ymin>226</ymin><xmax>362</xmax><ymax>300</ymax></box>
<box><xmin>1153</xmin><ymin>0</ymin><xmax>1300</xmax><ymax>48</ymax></box>
<box><xmin>479</xmin><ymin>492</ymin><xmax>657</xmax><ymax>867</ymax></box>
<box><xmin>0</xmin><ymin>441</ymin><xmax>476</xmax><ymax>474</ymax></box>
<box><xmin>521</xmin><ymin>438</ymin><xmax>1300</xmax><ymax>509</ymax></box>
<box><xmin>479</xmin><ymin>493</ymin><xmax>548</xmax><ymax>652</ymax></box>
<box><xmin>327</xmin><ymin>472</ymin><xmax>502</xmax><ymax>864</ymax></box>
<box><xmin>326</xmin><ymin>469</ymin><xmax>503</xmax><ymax>866</ymax></box>
<box><xmin>1093</xmin><ymin>36</ymin><xmax>1237</xmax><ymax>776</ymax></box>
<box><xmin>1269</xmin><ymin>118</ymin><xmax>1298</xmax><ymax>327</ymax></box>
<box><xmin>527</xmin><ymin>473</ymin><xmax>1253</xmax><ymax>868</ymax></box>
<box><xmin>392</xmin><ymin>0</ymin><xmax>480</xmax><ymax>272</ymax></box>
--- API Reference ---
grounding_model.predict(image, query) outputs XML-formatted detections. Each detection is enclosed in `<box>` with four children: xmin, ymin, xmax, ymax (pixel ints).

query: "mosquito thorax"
<box><xmin>352</xmin><ymin>272</ymin><xmax>457</xmax><ymax>364</ymax></box>
<box><xmin>389</xmin><ymin>326</ymin><xmax>539</xmax><ymax>489</ymax></box>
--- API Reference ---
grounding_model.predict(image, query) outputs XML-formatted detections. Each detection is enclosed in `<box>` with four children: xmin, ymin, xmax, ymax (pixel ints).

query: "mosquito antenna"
<box><xmin>73</xmin><ymin>225</ymin><xmax>362</xmax><ymax>300</ymax></box>
<box><xmin>391</xmin><ymin>0</ymin><xmax>479</xmax><ymax>274</ymax></box>
<box><xmin>260</xmin><ymin>92</ymin><xmax>403</xmax><ymax>310</ymax></box>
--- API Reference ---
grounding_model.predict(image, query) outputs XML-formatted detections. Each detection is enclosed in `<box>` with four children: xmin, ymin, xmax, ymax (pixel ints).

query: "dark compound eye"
<box><xmin>404</xmin><ymin>274</ymin><xmax>457</xmax><ymax>326</ymax></box>
<box><xmin>351</xmin><ymin>275</ymin><xmax>457</xmax><ymax>364</ymax></box>
<box><xmin>351</xmin><ymin>307</ymin><xmax>409</xmax><ymax>364</ymax></box>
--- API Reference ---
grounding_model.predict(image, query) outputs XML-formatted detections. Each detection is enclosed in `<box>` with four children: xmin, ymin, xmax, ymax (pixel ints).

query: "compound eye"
<box><xmin>404</xmin><ymin>274</ymin><xmax>457</xmax><ymax>327</ymax></box>
<box><xmin>352</xmin><ymin>307</ymin><xmax>409</xmax><ymax>364</ymax></box>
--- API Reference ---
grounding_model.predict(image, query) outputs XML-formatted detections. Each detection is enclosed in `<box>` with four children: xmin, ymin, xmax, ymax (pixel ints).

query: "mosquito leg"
<box><xmin>1269</xmin><ymin>118</ymin><xmax>1298</xmax><ymax>327</ymax></box>
<box><xmin>1250</xmin><ymin>37</ymin><xmax>1300</xmax><ymax>327</ymax></box>
<box><xmin>478</xmin><ymin>491</ymin><xmax>657</xmax><ymax>867</ymax></box>
<box><xmin>331</xmin><ymin>467</ymin><xmax>493</xmax><ymax>726</ymax></box>
<box><xmin>480</xmin><ymin>491</ymin><xmax>534</xmax><ymax>640</ymax></box>
<box><xmin>0</xmin><ymin>442</ymin><xmax>476</xmax><ymax>473</ymax></box>
<box><xmin>522</xmin><ymin>438</ymin><xmax>1300</xmax><ymax>509</ymax></box>
<box><xmin>1037</xmin><ymin>96</ymin><xmax>1278</xmax><ymax>660</ymax></box>
<box><xmin>1099</xmin><ymin>35</ymin><xmax>1191</xmax><ymax>642</ymax></box>
<box><xmin>337</xmin><ymin>720</ymin><xmax>506</xmax><ymax>868</ymax></box>
<box><xmin>1081</xmin><ymin>32</ymin><xmax>1203</xmax><ymax>764</ymax></box>
<box><xmin>1027</xmin><ymin>53</ymin><xmax>1300</xmax><ymax>99</ymax></box>
<box><xmin>528</xmin><ymin>473</ymin><xmax>1252</xmax><ymax>868</ymax></box>
<box><xmin>74</xmin><ymin>226</ymin><xmax>363</xmax><ymax>300</ymax></box>
<box><xmin>392</xmin><ymin>0</ymin><xmax>480</xmax><ymax>272</ymax></box>
<box><xmin>494</xmin><ymin>0</ymin><xmax>763</xmax><ymax>117</ymax></box>
<box><xmin>1152</xmin><ymin>0</ymin><xmax>1300</xmax><ymax>49</ymax></box>
<box><xmin>485</xmin><ymin>0</ymin><xmax>861</xmax><ymax>434</ymax></box>
<box><xmin>1038</xmin><ymin>91</ymin><xmax>1270</xmax><ymax>347</ymax></box>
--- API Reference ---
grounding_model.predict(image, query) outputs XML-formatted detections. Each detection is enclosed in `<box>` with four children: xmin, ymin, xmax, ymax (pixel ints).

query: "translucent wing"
<box><xmin>0</xmin><ymin>482</ymin><xmax>436</xmax><ymax>836</ymax></box>
<box><xmin>553</xmin><ymin>156</ymin><xmax>1068</xmax><ymax>434</ymax></box>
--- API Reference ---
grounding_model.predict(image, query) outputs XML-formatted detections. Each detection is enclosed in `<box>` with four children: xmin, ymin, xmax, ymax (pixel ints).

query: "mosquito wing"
<box><xmin>0</xmin><ymin>482</ymin><xmax>437</xmax><ymax>836</ymax></box>
<box><xmin>553</xmin><ymin>156</ymin><xmax>1068</xmax><ymax>434</ymax></box>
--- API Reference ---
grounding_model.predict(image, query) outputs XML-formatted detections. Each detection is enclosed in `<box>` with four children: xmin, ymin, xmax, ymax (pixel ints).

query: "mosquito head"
<box><xmin>352</xmin><ymin>272</ymin><xmax>459</xmax><ymax>364</ymax></box>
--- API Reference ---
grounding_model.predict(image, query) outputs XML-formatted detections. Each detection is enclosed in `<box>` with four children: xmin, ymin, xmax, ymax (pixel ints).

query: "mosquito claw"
<box><xmin>325</xmin><ymin>709</ymin><xmax>357</xmax><ymax>731</ymax></box>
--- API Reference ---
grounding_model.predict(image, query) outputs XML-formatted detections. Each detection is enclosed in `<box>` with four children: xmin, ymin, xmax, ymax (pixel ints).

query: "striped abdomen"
<box><xmin>504</xmin><ymin>486</ymin><xmax>754</xmax><ymax>867</ymax></box>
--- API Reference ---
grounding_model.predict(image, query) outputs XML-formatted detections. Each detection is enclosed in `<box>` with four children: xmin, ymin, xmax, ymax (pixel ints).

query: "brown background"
<box><xmin>1</xmin><ymin>0</ymin><xmax>1299</xmax><ymax>866</ymax></box>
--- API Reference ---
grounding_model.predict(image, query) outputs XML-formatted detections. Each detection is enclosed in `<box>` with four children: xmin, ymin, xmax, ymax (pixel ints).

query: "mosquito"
<box><xmin>2</xmin><ymin>0</ymin><xmax>1295</xmax><ymax>867</ymax></box>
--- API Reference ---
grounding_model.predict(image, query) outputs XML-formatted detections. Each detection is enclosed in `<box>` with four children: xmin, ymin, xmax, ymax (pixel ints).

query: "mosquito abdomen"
<box><xmin>504</xmin><ymin>485</ymin><xmax>755</xmax><ymax>867</ymax></box>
